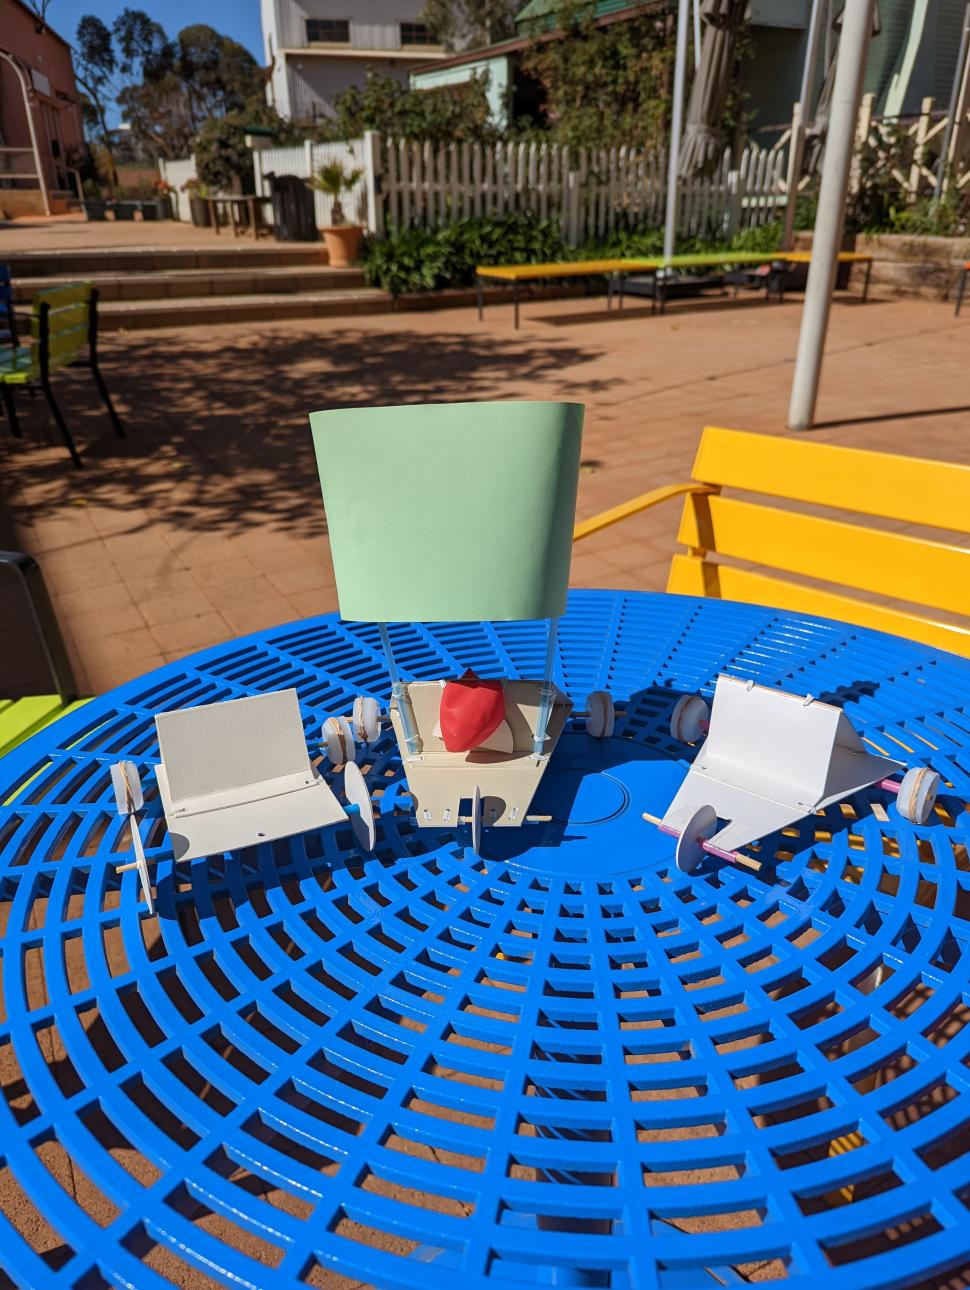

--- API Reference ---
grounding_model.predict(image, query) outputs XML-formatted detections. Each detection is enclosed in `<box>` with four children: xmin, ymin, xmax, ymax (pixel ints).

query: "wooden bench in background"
<box><xmin>574</xmin><ymin>427</ymin><xmax>970</xmax><ymax>658</ymax></box>
<box><xmin>477</xmin><ymin>251</ymin><xmax>873</xmax><ymax>328</ymax></box>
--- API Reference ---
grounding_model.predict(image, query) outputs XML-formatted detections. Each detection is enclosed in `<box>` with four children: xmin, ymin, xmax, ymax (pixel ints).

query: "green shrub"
<box><xmin>363</xmin><ymin>211</ymin><xmax>809</xmax><ymax>296</ymax></box>
<box><xmin>886</xmin><ymin>188</ymin><xmax>970</xmax><ymax>238</ymax></box>
<box><xmin>364</xmin><ymin>213</ymin><xmax>568</xmax><ymax>294</ymax></box>
<box><xmin>728</xmin><ymin>220</ymin><xmax>783</xmax><ymax>253</ymax></box>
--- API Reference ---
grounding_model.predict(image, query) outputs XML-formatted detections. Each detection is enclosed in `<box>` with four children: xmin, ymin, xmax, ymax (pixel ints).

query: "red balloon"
<box><xmin>439</xmin><ymin>670</ymin><xmax>506</xmax><ymax>752</ymax></box>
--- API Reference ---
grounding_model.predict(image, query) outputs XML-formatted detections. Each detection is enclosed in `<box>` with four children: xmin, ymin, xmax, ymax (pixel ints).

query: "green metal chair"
<box><xmin>0</xmin><ymin>282</ymin><xmax>124</xmax><ymax>468</ymax></box>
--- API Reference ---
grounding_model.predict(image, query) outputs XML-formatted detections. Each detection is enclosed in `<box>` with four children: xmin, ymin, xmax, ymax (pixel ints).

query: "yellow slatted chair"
<box><xmin>574</xmin><ymin>427</ymin><xmax>970</xmax><ymax>658</ymax></box>
<box><xmin>0</xmin><ymin>282</ymin><xmax>124</xmax><ymax>468</ymax></box>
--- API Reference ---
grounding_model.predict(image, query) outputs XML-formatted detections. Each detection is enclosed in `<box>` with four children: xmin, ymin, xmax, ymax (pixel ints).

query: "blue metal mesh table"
<box><xmin>1</xmin><ymin>591</ymin><xmax>969</xmax><ymax>1290</ymax></box>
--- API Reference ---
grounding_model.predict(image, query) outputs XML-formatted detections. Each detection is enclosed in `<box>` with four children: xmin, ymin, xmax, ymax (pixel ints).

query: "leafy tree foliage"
<box><xmin>194</xmin><ymin>102</ymin><xmax>301</xmax><ymax>193</ymax></box>
<box><xmin>520</xmin><ymin>1</ymin><xmax>673</xmax><ymax>150</ymax></box>
<box><xmin>75</xmin><ymin>10</ymin><xmax>267</xmax><ymax>169</ymax></box>
<box><xmin>419</xmin><ymin>0</ymin><xmax>519</xmax><ymax>52</ymax></box>
<box><xmin>324</xmin><ymin>73</ymin><xmax>498</xmax><ymax>145</ymax></box>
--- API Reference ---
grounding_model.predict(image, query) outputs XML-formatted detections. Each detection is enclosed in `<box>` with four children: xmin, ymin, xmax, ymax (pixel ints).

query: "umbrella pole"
<box><xmin>663</xmin><ymin>0</ymin><xmax>692</xmax><ymax>262</ymax></box>
<box><xmin>782</xmin><ymin>0</ymin><xmax>827</xmax><ymax>250</ymax></box>
<box><xmin>788</xmin><ymin>0</ymin><xmax>876</xmax><ymax>431</ymax></box>
<box><xmin>692</xmin><ymin>0</ymin><xmax>702</xmax><ymax>68</ymax></box>
<box><xmin>380</xmin><ymin>622</ymin><xmax>421</xmax><ymax>757</ymax></box>
<box><xmin>933</xmin><ymin>0</ymin><xmax>970</xmax><ymax>201</ymax></box>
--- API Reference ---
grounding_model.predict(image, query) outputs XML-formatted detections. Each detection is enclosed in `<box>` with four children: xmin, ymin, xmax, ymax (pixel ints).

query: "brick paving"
<box><xmin>1</xmin><ymin>288</ymin><xmax>968</xmax><ymax>696</ymax></box>
<box><xmin>0</xmin><ymin>212</ymin><xmax>250</xmax><ymax>252</ymax></box>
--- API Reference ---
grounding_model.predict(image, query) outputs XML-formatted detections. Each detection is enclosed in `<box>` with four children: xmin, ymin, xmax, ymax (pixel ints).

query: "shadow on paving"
<box><xmin>0</xmin><ymin>325</ymin><xmax>605</xmax><ymax>542</ymax></box>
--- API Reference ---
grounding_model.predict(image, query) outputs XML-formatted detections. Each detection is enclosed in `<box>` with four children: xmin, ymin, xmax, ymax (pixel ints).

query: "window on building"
<box><xmin>400</xmin><ymin>22</ymin><xmax>436</xmax><ymax>45</ymax></box>
<box><xmin>306</xmin><ymin>18</ymin><xmax>350</xmax><ymax>43</ymax></box>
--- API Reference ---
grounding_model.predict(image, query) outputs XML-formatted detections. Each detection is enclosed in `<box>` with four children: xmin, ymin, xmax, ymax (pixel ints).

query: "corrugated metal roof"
<box><xmin>516</xmin><ymin>0</ymin><xmax>639</xmax><ymax>25</ymax></box>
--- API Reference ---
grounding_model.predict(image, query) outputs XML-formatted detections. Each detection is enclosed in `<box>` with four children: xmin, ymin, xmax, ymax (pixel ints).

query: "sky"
<box><xmin>46</xmin><ymin>0</ymin><xmax>264</xmax><ymax>63</ymax></box>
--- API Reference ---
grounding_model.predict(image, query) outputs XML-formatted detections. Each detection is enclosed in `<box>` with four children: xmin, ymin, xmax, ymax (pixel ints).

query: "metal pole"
<box><xmin>787</xmin><ymin>0</ymin><xmax>876</xmax><ymax>431</ymax></box>
<box><xmin>379</xmin><ymin>622</ymin><xmax>421</xmax><ymax>756</ymax></box>
<box><xmin>782</xmin><ymin>0</ymin><xmax>827</xmax><ymax>250</ymax></box>
<box><xmin>0</xmin><ymin>51</ymin><xmax>50</xmax><ymax>216</ymax></box>
<box><xmin>692</xmin><ymin>0</ymin><xmax>702</xmax><ymax>69</ymax></box>
<box><xmin>531</xmin><ymin>618</ymin><xmax>559</xmax><ymax>760</ymax></box>
<box><xmin>663</xmin><ymin>0</ymin><xmax>692</xmax><ymax>261</ymax></box>
<box><xmin>933</xmin><ymin>0</ymin><xmax>970</xmax><ymax>200</ymax></box>
<box><xmin>799</xmin><ymin>0</ymin><xmax>826</xmax><ymax>117</ymax></box>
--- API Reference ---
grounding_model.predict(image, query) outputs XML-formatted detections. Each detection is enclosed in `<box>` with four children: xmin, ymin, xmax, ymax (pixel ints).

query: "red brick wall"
<box><xmin>1</xmin><ymin>0</ymin><xmax>85</xmax><ymax>198</ymax></box>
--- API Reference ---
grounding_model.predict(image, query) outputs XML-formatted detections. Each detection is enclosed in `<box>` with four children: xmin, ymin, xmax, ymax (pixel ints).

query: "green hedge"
<box><xmin>362</xmin><ymin>213</ymin><xmax>791</xmax><ymax>296</ymax></box>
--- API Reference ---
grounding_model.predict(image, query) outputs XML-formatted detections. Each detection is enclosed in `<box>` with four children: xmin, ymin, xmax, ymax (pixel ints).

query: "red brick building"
<box><xmin>0</xmin><ymin>0</ymin><xmax>85</xmax><ymax>214</ymax></box>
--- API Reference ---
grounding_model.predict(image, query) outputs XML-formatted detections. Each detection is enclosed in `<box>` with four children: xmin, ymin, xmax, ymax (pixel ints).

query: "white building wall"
<box><xmin>287</xmin><ymin>54</ymin><xmax>411</xmax><ymax>119</ymax></box>
<box><xmin>411</xmin><ymin>55</ymin><xmax>511</xmax><ymax>129</ymax></box>
<box><xmin>263</xmin><ymin>0</ymin><xmax>442</xmax><ymax>120</ymax></box>
<box><xmin>272</xmin><ymin>0</ymin><xmax>431</xmax><ymax>51</ymax></box>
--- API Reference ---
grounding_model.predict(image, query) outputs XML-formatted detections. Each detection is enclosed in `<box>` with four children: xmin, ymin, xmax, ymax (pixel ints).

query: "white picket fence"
<box><xmin>158</xmin><ymin>155</ymin><xmax>197</xmax><ymax>222</ymax></box>
<box><xmin>243</xmin><ymin>130</ymin><xmax>788</xmax><ymax>243</ymax></box>
<box><xmin>254</xmin><ymin>139</ymin><xmax>370</xmax><ymax>228</ymax></box>
<box><xmin>377</xmin><ymin>135</ymin><xmax>788</xmax><ymax>242</ymax></box>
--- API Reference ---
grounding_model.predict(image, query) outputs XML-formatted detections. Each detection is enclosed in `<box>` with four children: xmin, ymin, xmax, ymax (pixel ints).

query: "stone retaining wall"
<box><xmin>793</xmin><ymin>232</ymin><xmax>969</xmax><ymax>302</ymax></box>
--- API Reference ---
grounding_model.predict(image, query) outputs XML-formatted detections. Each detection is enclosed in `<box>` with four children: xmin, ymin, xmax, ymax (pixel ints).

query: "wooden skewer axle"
<box><xmin>642</xmin><ymin>811</ymin><xmax>741</xmax><ymax>865</ymax></box>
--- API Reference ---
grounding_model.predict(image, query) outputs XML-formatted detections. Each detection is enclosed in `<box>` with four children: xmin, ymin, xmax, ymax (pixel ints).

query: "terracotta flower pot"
<box><xmin>322</xmin><ymin>224</ymin><xmax>363</xmax><ymax>267</ymax></box>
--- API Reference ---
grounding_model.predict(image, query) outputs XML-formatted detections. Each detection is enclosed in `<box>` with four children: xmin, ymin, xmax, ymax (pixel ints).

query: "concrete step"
<box><xmin>6</xmin><ymin>242</ymin><xmax>330</xmax><ymax>279</ymax></box>
<box><xmin>13</xmin><ymin>264</ymin><xmax>366</xmax><ymax>304</ymax></box>
<box><xmin>98</xmin><ymin>287</ymin><xmax>391</xmax><ymax>330</ymax></box>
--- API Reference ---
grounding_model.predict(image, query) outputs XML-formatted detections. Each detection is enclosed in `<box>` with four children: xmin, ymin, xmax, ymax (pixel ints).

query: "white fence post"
<box><xmin>363</xmin><ymin>130</ymin><xmax>384</xmax><ymax>236</ymax></box>
<box><xmin>724</xmin><ymin>169</ymin><xmax>742</xmax><ymax>240</ymax></box>
<box><xmin>564</xmin><ymin>171</ymin><xmax>581</xmax><ymax>246</ymax></box>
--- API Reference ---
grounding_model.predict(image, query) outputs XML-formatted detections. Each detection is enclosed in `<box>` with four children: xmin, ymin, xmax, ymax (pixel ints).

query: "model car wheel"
<box><xmin>471</xmin><ymin>785</ymin><xmax>483</xmax><ymax>856</ymax></box>
<box><xmin>896</xmin><ymin>766</ymin><xmax>940</xmax><ymax>825</ymax></box>
<box><xmin>670</xmin><ymin>694</ymin><xmax>709</xmax><ymax>743</ymax></box>
<box><xmin>323</xmin><ymin>715</ymin><xmax>356</xmax><ymax>766</ymax></box>
<box><xmin>675</xmin><ymin>804</ymin><xmax>717</xmax><ymax>874</ymax></box>
<box><xmin>344</xmin><ymin>761</ymin><xmax>376</xmax><ymax>852</ymax></box>
<box><xmin>352</xmin><ymin>695</ymin><xmax>382</xmax><ymax>743</ymax></box>
<box><xmin>585</xmin><ymin>690</ymin><xmax>615</xmax><ymax>738</ymax></box>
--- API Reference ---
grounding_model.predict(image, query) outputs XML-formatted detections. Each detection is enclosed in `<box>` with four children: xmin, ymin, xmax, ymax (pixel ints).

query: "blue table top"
<box><xmin>1</xmin><ymin>590</ymin><xmax>968</xmax><ymax>1290</ymax></box>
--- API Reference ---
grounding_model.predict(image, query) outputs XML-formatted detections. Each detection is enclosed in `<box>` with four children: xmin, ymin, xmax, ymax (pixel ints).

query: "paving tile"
<box><xmin>265</xmin><ymin>564</ymin><xmax>335</xmax><ymax>597</ymax></box>
<box><xmin>2</xmin><ymin>293</ymin><xmax>967</xmax><ymax>693</ymax></box>
<box><xmin>205</xmin><ymin>577</ymin><xmax>282</xmax><ymax>613</ymax></box>
<box><xmin>55</xmin><ymin>580</ymin><xmax>137</xmax><ymax>620</ymax></box>
<box><xmin>149</xmin><ymin>612</ymin><xmax>231</xmax><ymax>658</ymax></box>
<box><xmin>139</xmin><ymin>587</ymin><xmax>219</xmax><ymax>627</ymax></box>
<box><xmin>189</xmin><ymin>557</ymin><xmax>260</xmax><ymax>587</ymax></box>
<box><xmin>286</xmin><ymin>587</ymin><xmax>341</xmax><ymax>620</ymax></box>
<box><xmin>67</xmin><ymin>599</ymin><xmax>148</xmax><ymax>642</ymax></box>
<box><xmin>221</xmin><ymin>597</ymin><xmax>300</xmax><ymax>636</ymax></box>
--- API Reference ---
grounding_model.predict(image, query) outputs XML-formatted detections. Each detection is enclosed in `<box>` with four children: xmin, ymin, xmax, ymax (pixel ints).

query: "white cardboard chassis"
<box><xmin>662</xmin><ymin>675</ymin><xmax>905</xmax><ymax>853</ymax></box>
<box><xmin>389</xmin><ymin>679</ymin><xmax>570</xmax><ymax>827</ymax></box>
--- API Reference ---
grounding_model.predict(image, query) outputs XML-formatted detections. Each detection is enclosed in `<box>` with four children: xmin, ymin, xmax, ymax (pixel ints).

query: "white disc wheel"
<box><xmin>670</xmin><ymin>694</ymin><xmax>710</xmax><ymax>744</ymax></box>
<box><xmin>896</xmin><ymin>766</ymin><xmax>940</xmax><ymax>825</ymax></box>
<box><xmin>344</xmin><ymin>761</ymin><xmax>376</xmax><ymax>852</ymax></box>
<box><xmin>323</xmin><ymin>715</ymin><xmax>356</xmax><ymax>766</ymax></box>
<box><xmin>675</xmin><ymin>804</ymin><xmax>717</xmax><ymax>874</ymax></box>
<box><xmin>352</xmin><ymin>695</ymin><xmax>382</xmax><ymax>744</ymax></box>
<box><xmin>585</xmin><ymin>690</ymin><xmax>615</xmax><ymax>739</ymax></box>
<box><xmin>471</xmin><ymin>786</ymin><xmax>483</xmax><ymax>856</ymax></box>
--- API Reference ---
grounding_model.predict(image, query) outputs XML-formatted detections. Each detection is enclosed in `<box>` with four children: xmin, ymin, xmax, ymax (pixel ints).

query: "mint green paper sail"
<box><xmin>310</xmin><ymin>401</ymin><xmax>584</xmax><ymax>622</ymax></box>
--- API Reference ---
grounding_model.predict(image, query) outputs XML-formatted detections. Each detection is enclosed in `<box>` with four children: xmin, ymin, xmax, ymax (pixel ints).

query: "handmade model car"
<box><xmin>111</xmin><ymin>688</ymin><xmax>375</xmax><ymax>913</ymax></box>
<box><xmin>652</xmin><ymin>674</ymin><xmax>941</xmax><ymax>871</ymax></box>
<box><xmin>311</xmin><ymin>399</ymin><xmax>613</xmax><ymax>850</ymax></box>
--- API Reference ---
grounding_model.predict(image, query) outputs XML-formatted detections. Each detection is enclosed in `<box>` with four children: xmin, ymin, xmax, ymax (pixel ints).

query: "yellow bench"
<box><xmin>574</xmin><ymin>427</ymin><xmax>970</xmax><ymax>657</ymax></box>
<box><xmin>476</xmin><ymin>252</ymin><xmax>873</xmax><ymax>328</ymax></box>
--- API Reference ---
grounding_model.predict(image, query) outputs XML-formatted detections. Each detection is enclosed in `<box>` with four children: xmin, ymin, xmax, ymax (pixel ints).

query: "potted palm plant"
<box><xmin>309</xmin><ymin>160</ymin><xmax>364</xmax><ymax>266</ymax></box>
